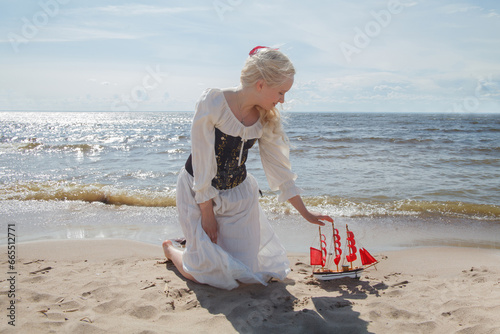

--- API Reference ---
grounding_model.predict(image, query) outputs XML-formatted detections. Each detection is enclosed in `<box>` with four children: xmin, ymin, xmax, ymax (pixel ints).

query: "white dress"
<box><xmin>176</xmin><ymin>88</ymin><xmax>301</xmax><ymax>290</ymax></box>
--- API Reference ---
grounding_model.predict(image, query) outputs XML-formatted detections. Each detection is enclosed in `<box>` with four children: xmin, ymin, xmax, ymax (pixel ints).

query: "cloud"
<box><xmin>63</xmin><ymin>4</ymin><xmax>209</xmax><ymax>16</ymax></box>
<box><xmin>440</xmin><ymin>4</ymin><xmax>483</xmax><ymax>14</ymax></box>
<box><xmin>485</xmin><ymin>9</ymin><xmax>500</xmax><ymax>18</ymax></box>
<box><xmin>373</xmin><ymin>84</ymin><xmax>404</xmax><ymax>92</ymax></box>
<box><xmin>1</xmin><ymin>1</ymin><xmax>499</xmax><ymax>112</ymax></box>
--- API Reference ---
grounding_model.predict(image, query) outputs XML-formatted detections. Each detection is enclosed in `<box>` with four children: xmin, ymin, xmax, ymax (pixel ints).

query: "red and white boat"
<box><xmin>310</xmin><ymin>223</ymin><xmax>378</xmax><ymax>280</ymax></box>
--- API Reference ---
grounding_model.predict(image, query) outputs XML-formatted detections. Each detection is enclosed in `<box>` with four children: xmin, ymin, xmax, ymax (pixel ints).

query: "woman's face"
<box><xmin>258</xmin><ymin>76</ymin><xmax>294</xmax><ymax>110</ymax></box>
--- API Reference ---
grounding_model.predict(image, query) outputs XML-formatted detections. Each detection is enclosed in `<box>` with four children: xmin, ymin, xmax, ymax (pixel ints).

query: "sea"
<box><xmin>1</xmin><ymin>111</ymin><xmax>499</xmax><ymax>253</ymax></box>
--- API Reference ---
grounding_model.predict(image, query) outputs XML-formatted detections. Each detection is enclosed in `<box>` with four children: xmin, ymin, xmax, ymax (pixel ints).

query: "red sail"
<box><xmin>359</xmin><ymin>248</ymin><xmax>378</xmax><ymax>265</ymax></box>
<box><xmin>346</xmin><ymin>229</ymin><xmax>357</xmax><ymax>263</ymax></box>
<box><xmin>334</xmin><ymin>228</ymin><xmax>341</xmax><ymax>241</ymax></box>
<box><xmin>346</xmin><ymin>253</ymin><xmax>357</xmax><ymax>262</ymax></box>
<box><xmin>321</xmin><ymin>233</ymin><xmax>327</xmax><ymax>244</ymax></box>
<box><xmin>359</xmin><ymin>248</ymin><xmax>368</xmax><ymax>264</ymax></box>
<box><xmin>365</xmin><ymin>249</ymin><xmax>377</xmax><ymax>263</ymax></box>
<box><xmin>334</xmin><ymin>255</ymin><xmax>341</xmax><ymax>265</ymax></box>
<box><xmin>333</xmin><ymin>228</ymin><xmax>342</xmax><ymax>257</ymax></box>
<box><xmin>320</xmin><ymin>233</ymin><xmax>327</xmax><ymax>266</ymax></box>
<box><xmin>310</xmin><ymin>247</ymin><xmax>323</xmax><ymax>266</ymax></box>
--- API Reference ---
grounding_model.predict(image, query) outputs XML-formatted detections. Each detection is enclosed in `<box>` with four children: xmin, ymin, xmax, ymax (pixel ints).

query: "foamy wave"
<box><xmin>16</xmin><ymin>143</ymin><xmax>104</xmax><ymax>153</ymax></box>
<box><xmin>1</xmin><ymin>182</ymin><xmax>499</xmax><ymax>219</ymax></box>
<box><xmin>0</xmin><ymin>182</ymin><xmax>176</xmax><ymax>207</ymax></box>
<box><xmin>259</xmin><ymin>195</ymin><xmax>500</xmax><ymax>220</ymax></box>
<box><xmin>389</xmin><ymin>199</ymin><xmax>500</xmax><ymax>219</ymax></box>
<box><xmin>0</xmin><ymin>141</ymin><xmax>105</xmax><ymax>154</ymax></box>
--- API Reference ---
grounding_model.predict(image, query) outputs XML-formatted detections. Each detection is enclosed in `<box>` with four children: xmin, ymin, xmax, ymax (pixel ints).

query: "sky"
<box><xmin>0</xmin><ymin>0</ymin><xmax>499</xmax><ymax>113</ymax></box>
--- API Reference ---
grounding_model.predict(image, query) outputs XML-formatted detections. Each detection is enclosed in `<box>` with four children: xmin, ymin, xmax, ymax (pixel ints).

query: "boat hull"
<box><xmin>313</xmin><ymin>267</ymin><xmax>364</xmax><ymax>280</ymax></box>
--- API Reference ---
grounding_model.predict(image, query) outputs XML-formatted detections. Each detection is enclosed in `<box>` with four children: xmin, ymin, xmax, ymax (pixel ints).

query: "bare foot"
<box><xmin>162</xmin><ymin>240</ymin><xmax>173</xmax><ymax>260</ymax></box>
<box><xmin>161</xmin><ymin>239</ymin><xmax>199</xmax><ymax>283</ymax></box>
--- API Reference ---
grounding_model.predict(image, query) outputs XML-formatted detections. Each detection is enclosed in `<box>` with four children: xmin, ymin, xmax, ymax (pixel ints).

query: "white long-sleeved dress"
<box><xmin>176</xmin><ymin>88</ymin><xmax>301</xmax><ymax>290</ymax></box>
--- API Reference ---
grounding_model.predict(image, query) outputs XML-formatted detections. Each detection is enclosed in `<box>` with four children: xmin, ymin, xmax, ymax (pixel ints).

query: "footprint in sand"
<box><xmin>129</xmin><ymin>305</ymin><xmax>159</xmax><ymax>319</ymax></box>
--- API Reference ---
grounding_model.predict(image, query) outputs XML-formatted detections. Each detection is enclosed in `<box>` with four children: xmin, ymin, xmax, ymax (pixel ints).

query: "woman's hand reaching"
<box><xmin>303</xmin><ymin>211</ymin><xmax>333</xmax><ymax>226</ymax></box>
<box><xmin>288</xmin><ymin>195</ymin><xmax>333</xmax><ymax>226</ymax></box>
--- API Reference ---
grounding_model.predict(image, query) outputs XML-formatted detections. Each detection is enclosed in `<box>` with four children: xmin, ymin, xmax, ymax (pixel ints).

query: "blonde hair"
<box><xmin>240</xmin><ymin>48</ymin><xmax>295</xmax><ymax>140</ymax></box>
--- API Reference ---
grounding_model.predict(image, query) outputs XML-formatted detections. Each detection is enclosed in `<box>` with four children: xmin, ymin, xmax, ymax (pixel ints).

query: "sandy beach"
<box><xmin>1</xmin><ymin>239</ymin><xmax>499</xmax><ymax>333</ymax></box>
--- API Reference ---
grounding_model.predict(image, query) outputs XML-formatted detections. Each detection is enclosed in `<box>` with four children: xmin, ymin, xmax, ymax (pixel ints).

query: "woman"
<box><xmin>163</xmin><ymin>46</ymin><xmax>333</xmax><ymax>290</ymax></box>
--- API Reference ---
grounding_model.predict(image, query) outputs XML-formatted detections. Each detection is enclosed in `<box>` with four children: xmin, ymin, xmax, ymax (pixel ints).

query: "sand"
<box><xmin>1</xmin><ymin>239</ymin><xmax>500</xmax><ymax>334</ymax></box>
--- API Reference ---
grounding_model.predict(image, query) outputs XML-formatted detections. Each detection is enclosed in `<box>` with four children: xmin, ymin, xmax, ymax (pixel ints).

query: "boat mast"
<box><xmin>318</xmin><ymin>226</ymin><xmax>324</xmax><ymax>269</ymax></box>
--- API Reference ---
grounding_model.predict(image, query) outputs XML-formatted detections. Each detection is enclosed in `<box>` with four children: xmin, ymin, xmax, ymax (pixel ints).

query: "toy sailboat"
<box><xmin>310</xmin><ymin>223</ymin><xmax>378</xmax><ymax>280</ymax></box>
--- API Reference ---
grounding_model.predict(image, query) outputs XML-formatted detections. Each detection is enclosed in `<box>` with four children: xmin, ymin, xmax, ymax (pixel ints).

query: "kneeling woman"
<box><xmin>163</xmin><ymin>46</ymin><xmax>332</xmax><ymax>290</ymax></box>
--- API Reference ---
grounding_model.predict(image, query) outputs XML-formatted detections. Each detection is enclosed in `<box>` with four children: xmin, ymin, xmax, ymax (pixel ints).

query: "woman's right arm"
<box><xmin>190</xmin><ymin>90</ymin><xmax>218</xmax><ymax>204</ymax></box>
<box><xmin>190</xmin><ymin>89</ymin><xmax>220</xmax><ymax>243</ymax></box>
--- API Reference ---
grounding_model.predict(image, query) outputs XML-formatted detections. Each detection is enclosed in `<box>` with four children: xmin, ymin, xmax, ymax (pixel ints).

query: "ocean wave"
<box><xmin>4</xmin><ymin>141</ymin><xmax>104</xmax><ymax>153</ymax></box>
<box><xmin>13</xmin><ymin>142</ymin><xmax>104</xmax><ymax>153</ymax></box>
<box><xmin>0</xmin><ymin>182</ymin><xmax>176</xmax><ymax>207</ymax></box>
<box><xmin>261</xmin><ymin>196</ymin><xmax>500</xmax><ymax>220</ymax></box>
<box><xmin>389</xmin><ymin>199</ymin><xmax>500</xmax><ymax>219</ymax></box>
<box><xmin>1</xmin><ymin>183</ymin><xmax>498</xmax><ymax>220</ymax></box>
<box><xmin>303</xmin><ymin>137</ymin><xmax>437</xmax><ymax>145</ymax></box>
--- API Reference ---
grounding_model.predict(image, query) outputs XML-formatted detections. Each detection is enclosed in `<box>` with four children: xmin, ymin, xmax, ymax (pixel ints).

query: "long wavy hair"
<box><xmin>240</xmin><ymin>48</ymin><xmax>295</xmax><ymax>141</ymax></box>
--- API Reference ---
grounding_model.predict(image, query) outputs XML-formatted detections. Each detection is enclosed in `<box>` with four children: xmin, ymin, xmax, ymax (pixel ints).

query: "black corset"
<box><xmin>185</xmin><ymin>128</ymin><xmax>257</xmax><ymax>190</ymax></box>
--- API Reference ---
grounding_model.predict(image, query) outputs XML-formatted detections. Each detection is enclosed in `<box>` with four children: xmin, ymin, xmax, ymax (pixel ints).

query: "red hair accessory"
<box><xmin>249</xmin><ymin>46</ymin><xmax>277</xmax><ymax>56</ymax></box>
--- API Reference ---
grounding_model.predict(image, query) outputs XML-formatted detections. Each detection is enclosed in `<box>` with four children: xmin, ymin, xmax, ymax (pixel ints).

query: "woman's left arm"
<box><xmin>288</xmin><ymin>195</ymin><xmax>333</xmax><ymax>226</ymax></box>
<box><xmin>259</xmin><ymin>129</ymin><xmax>333</xmax><ymax>225</ymax></box>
